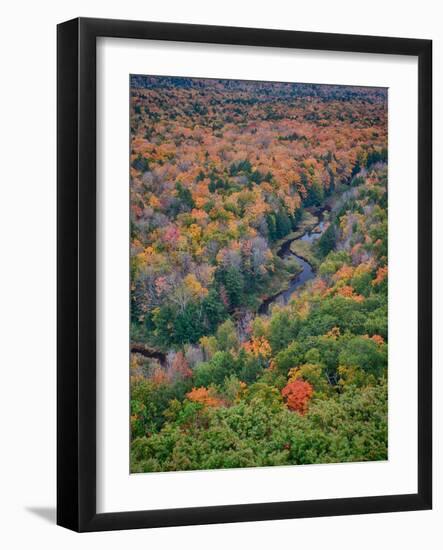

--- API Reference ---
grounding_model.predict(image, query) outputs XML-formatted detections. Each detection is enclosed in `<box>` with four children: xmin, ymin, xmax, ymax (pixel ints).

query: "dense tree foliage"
<box><xmin>129</xmin><ymin>76</ymin><xmax>388</xmax><ymax>472</ymax></box>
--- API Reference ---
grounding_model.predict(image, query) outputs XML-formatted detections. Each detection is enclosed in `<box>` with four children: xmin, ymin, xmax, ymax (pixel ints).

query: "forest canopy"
<box><xmin>129</xmin><ymin>76</ymin><xmax>388</xmax><ymax>472</ymax></box>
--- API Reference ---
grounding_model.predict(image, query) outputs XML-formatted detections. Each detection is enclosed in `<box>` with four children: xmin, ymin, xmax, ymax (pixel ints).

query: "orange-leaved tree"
<box><xmin>281</xmin><ymin>379</ymin><xmax>313</xmax><ymax>414</ymax></box>
<box><xmin>186</xmin><ymin>386</ymin><xmax>223</xmax><ymax>408</ymax></box>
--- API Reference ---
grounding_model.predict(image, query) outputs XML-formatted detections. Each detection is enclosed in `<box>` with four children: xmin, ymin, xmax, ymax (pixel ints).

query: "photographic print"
<box><xmin>129</xmin><ymin>75</ymin><xmax>388</xmax><ymax>474</ymax></box>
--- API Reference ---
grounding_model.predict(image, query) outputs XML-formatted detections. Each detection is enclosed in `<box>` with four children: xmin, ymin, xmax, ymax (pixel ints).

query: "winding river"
<box><xmin>258</xmin><ymin>212</ymin><xmax>328</xmax><ymax>315</ymax></box>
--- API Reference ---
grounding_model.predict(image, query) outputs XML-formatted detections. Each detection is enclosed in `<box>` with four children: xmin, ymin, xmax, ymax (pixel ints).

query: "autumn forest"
<box><xmin>129</xmin><ymin>75</ymin><xmax>388</xmax><ymax>473</ymax></box>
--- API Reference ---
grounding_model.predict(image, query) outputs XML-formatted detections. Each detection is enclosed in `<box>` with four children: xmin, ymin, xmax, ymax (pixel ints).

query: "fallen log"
<box><xmin>130</xmin><ymin>342</ymin><xmax>166</xmax><ymax>365</ymax></box>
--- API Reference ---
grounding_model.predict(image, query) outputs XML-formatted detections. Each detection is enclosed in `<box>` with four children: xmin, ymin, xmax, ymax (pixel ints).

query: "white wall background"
<box><xmin>0</xmin><ymin>0</ymin><xmax>440</xmax><ymax>547</ymax></box>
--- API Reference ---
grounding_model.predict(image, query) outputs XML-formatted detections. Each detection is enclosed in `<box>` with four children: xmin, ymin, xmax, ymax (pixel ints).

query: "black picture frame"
<box><xmin>57</xmin><ymin>17</ymin><xmax>432</xmax><ymax>532</ymax></box>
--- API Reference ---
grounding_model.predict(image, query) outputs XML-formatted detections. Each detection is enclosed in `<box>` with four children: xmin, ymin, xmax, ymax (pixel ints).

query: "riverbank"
<box><xmin>272</xmin><ymin>210</ymin><xmax>319</xmax><ymax>254</ymax></box>
<box><xmin>289</xmin><ymin>239</ymin><xmax>320</xmax><ymax>269</ymax></box>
